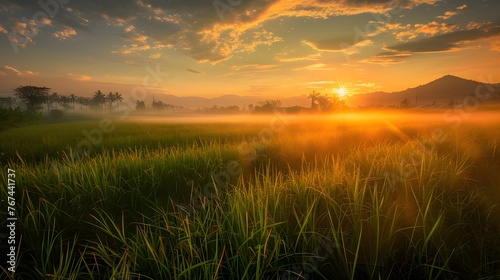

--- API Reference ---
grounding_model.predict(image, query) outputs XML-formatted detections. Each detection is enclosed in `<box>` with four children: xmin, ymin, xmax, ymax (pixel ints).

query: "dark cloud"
<box><xmin>186</xmin><ymin>68</ymin><xmax>202</xmax><ymax>74</ymax></box>
<box><xmin>361</xmin><ymin>51</ymin><xmax>412</xmax><ymax>65</ymax></box>
<box><xmin>387</xmin><ymin>23</ymin><xmax>500</xmax><ymax>52</ymax></box>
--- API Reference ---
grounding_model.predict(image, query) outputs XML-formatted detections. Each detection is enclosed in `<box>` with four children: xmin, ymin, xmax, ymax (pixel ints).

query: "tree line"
<box><xmin>2</xmin><ymin>85</ymin><xmax>349</xmax><ymax>115</ymax></box>
<box><xmin>5</xmin><ymin>86</ymin><xmax>123</xmax><ymax>113</ymax></box>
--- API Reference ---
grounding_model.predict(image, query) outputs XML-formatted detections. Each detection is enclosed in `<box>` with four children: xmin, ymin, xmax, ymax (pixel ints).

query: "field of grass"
<box><xmin>1</xmin><ymin>111</ymin><xmax>500</xmax><ymax>279</ymax></box>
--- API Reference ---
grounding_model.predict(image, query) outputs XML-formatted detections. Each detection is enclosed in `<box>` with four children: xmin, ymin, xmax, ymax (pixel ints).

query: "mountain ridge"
<box><xmin>148</xmin><ymin>75</ymin><xmax>500</xmax><ymax>108</ymax></box>
<box><xmin>347</xmin><ymin>75</ymin><xmax>500</xmax><ymax>107</ymax></box>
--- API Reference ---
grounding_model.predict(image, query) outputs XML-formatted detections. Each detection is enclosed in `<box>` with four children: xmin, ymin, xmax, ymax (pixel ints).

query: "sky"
<box><xmin>0</xmin><ymin>0</ymin><xmax>499</xmax><ymax>102</ymax></box>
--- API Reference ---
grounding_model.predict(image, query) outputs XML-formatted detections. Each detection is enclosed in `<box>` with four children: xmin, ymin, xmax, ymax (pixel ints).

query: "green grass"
<box><xmin>1</xmin><ymin>114</ymin><xmax>500</xmax><ymax>279</ymax></box>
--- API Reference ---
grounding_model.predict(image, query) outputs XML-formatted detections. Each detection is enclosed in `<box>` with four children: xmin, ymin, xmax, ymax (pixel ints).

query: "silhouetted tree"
<box><xmin>69</xmin><ymin>94</ymin><xmax>76</xmax><ymax>110</ymax></box>
<box><xmin>308</xmin><ymin>91</ymin><xmax>343</xmax><ymax>112</ymax></box>
<box><xmin>136</xmin><ymin>100</ymin><xmax>146</xmax><ymax>110</ymax></box>
<box><xmin>0</xmin><ymin>97</ymin><xmax>15</xmax><ymax>108</ymax></box>
<box><xmin>152</xmin><ymin>99</ymin><xmax>174</xmax><ymax>110</ymax></box>
<box><xmin>253</xmin><ymin>99</ymin><xmax>282</xmax><ymax>113</ymax></box>
<box><xmin>14</xmin><ymin>85</ymin><xmax>50</xmax><ymax>113</ymax></box>
<box><xmin>59</xmin><ymin>95</ymin><xmax>71</xmax><ymax>111</ymax></box>
<box><xmin>316</xmin><ymin>95</ymin><xmax>331</xmax><ymax>111</ymax></box>
<box><xmin>400</xmin><ymin>98</ymin><xmax>411</xmax><ymax>108</ymax></box>
<box><xmin>76</xmin><ymin>96</ymin><xmax>89</xmax><ymax>111</ymax></box>
<box><xmin>92</xmin><ymin>90</ymin><xmax>106</xmax><ymax>111</ymax></box>
<box><xmin>308</xmin><ymin>90</ymin><xmax>320</xmax><ymax>110</ymax></box>
<box><xmin>47</xmin><ymin>92</ymin><xmax>60</xmax><ymax>111</ymax></box>
<box><xmin>106</xmin><ymin>92</ymin><xmax>115</xmax><ymax>110</ymax></box>
<box><xmin>113</xmin><ymin>92</ymin><xmax>123</xmax><ymax>110</ymax></box>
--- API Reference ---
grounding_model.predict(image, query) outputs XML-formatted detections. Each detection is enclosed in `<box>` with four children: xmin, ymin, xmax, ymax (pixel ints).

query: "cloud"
<box><xmin>360</xmin><ymin>51</ymin><xmax>412</xmax><ymax>65</ymax></box>
<box><xmin>222</xmin><ymin>64</ymin><xmax>280</xmax><ymax>76</ymax></box>
<box><xmin>385</xmin><ymin>21</ymin><xmax>457</xmax><ymax>42</ymax></box>
<box><xmin>3</xmin><ymin>65</ymin><xmax>39</xmax><ymax>76</ymax></box>
<box><xmin>52</xmin><ymin>27</ymin><xmax>77</xmax><ymax>40</ymax></box>
<box><xmin>436</xmin><ymin>11</ymin><xmax>457</xmax><ymax>20</ymax></box>
<box><xmin>231</xmin><ymin>64</ymin><xmax>279</xmax><ymax>71</ymax></box>
<box><xmin>303</xmin><ymin>37</ymin><xmax>372</xmax><ymax>55</ymax></box>
<box><xmin>112</xmin><ymin>43</ymin><xmax>151</xmax><ymax>55</ymax></box>
<box><xmin>466</xmin><ymin>21</ymin><xmax>491</xmax><ymax>30</ymax></box>
<box><xmin>0</xmin><ymin>0</ymin><xmax>443</xmax><ymax>63</ymax></box>
<box><xmin>121</xmin><ymin>30</ymin><xmax>149</xmax><ymax>43</ymax></box>
<box><xmin>274</xmin><ymin>52</ymin><xmax>320</xmax><ymax>62</ymax></box>
<box><xmin>64</xmin><ymin>73</ymin><xmax>92</xmax><ymax>81</ymax></box>
<box><xmin>436</xmin><ymin>4</ymin><xmax>467</xmax><ymax>20</ymax></box>
<box><xmin>186</xmin><ymin>68</ymin><xmax>203</xmax><ymax>74</ymax></box>
<box><xmin>0</xmin><ymin>24</ymin><xmax>8</xmax><ymax>34</ymax></box>
<box><xmin>485</xmin><ymin>35</ymin><xmax>500</xmax><ymax>52</ymax></box>
<box><xmin>387</xmin><ymin>23</ymin><xmax>500</xmax><ymax>53</ymax></box>
<box><xmin>293</xmin><ymin>63</ymin><xmax>336</xmax><ymax>71</ymax></box>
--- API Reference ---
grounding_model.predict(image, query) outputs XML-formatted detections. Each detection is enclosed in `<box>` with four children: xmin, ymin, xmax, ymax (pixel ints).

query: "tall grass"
<box><xmin>1</xmin><ymin>117</ymin><xmax>499</xmax><ymax>279</ymax></box>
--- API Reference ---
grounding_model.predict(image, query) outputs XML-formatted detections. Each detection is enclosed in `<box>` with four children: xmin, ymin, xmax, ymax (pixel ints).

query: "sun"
<box><xmin>336</xmin><ymin>87</ymin><xmax>347</xmax><ymax>98</ymax></box>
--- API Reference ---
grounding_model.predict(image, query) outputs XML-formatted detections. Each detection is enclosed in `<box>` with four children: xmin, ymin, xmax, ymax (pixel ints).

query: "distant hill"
<box><xmin>143</xmin><ymin>75</ymin><xmax>499</xmax><ymax>109</ymax></box>
<box><xmin>145</xmin><ymin>94</ymin><xmax>311</xmax><ymax>108</ymax></box>
<box><xmin>346</xmin><ymin>75</ymin><xmax>500</xmax><ymax>107</ymax></box>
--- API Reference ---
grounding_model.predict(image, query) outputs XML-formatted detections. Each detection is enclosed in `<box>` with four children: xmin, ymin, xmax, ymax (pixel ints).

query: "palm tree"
<box><xmin>69</xmin><ymin>94</ymin><xmax>76</xmax><ymax>110</ymax></box>
<box><xmin>308</xmin><ymin>90</ymin><xmax>320</xmax><ymax>111</ymax></box>
<box><xmin>76</xmin><ymin>96</ymin><xmax>85</xmax><ymax>111</ymax></box>
<box><xmin>106</xmin><ymin>92</ymin><xmax>115</xmax><ymax>111</ymax></box>
<box><xmin>77</xmin><ymin>96</ymin><xmax>92</xmax><ymax>111</ymax></box>
<box><xmin>59</xmin><ymin>95</ymin><xmax>71</xmax><ymax>111</ymax></box>
<box><xmin>47</xmin><ymin>92</ymin><xmax>59</xmax><ymax>111</ymax></box>
<box><xmin>113</xmin><ymin>92</ymin><xmax>123</xmax><ymax>111</ymax></box>
<box><xmin>92</xmin><ymin>90</ymin><xmax>106</xmax><ymax>111</ymax></box>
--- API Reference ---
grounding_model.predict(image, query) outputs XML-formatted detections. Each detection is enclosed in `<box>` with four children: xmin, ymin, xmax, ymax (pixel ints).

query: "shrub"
<box><xmin>0</xmin><ymin>107</ymin><xmax>41</xmax><ymax>130</ymax></box>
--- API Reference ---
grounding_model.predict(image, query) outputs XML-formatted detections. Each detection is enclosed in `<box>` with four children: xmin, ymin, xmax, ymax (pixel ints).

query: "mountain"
<box><xmin>346</xmin><ymin>75</ymin><xmax>500</xmax><ymax>107</ymax></box>
<box><xmin>147</xmin><ymin>75</ymin><xmax>499</xmax><ymax>108</ymax></box>
<box><xmin>146</xmin><ymin>94</ymin><xmax>311</xmax><ymax>108</ymax></box>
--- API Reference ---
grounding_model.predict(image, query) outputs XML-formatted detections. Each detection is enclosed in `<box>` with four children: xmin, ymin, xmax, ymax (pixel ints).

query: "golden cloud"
<box><xmin>64</xmin><ymin>73</ymin><xmax>92</xmax><ymax>81</ymax></box>
<box><xmin>52</xmin><ymin>28</ymin><xmax>77</xmax><ymax>40</ymax></box>
<box><xmin>3</xmin><ymin>65</ymin><xmax>39</xmax><ymax>76</ymax></box>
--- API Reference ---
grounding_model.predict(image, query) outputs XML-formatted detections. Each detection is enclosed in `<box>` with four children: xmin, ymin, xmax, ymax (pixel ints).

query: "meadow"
<box><xmin>1</xmin><ymin>111</ymin><xmax>500</xmax><ymax>279</ymax></box>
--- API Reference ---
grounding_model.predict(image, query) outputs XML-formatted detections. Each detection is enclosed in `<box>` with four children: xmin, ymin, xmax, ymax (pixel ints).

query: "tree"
<box><xmin>47</xmin><ymin>92</ymin><xmax>60</xmax><ymax>111</ymax></box>
<box><xmin>76</xmin><ymin>96</ymin><xmax>91</xmax><ymax>111</ymax></box>
<box><xmin>136</xmin><ymin>100</ymin><xmax>146</xmax><ymax>110</ymax></box>
<box><xmin>106</xmin><ymin>92</ymin><xmax>115</xmax><ymax>111</ymax></box>
<box><xmin>0</xmin><ymin>97</ymin><xmax>15</xmax><ymax>108</ymax></box>
<box><xmin>59</xmin><ymin>95</ymin><xmax>71</xmax><ymax>111</ymax></box>
<box><xmin>308</xmin><ymin>91</ymin><xmax>320</xmax><ymax>110</ymax></box>
<box><xmin>316</xmin><ymin>95</ymin><xmax>331</xmax><ymax>111</ymax></box>
<box><xmin>113</xmin><ymin>92</ymin><xmax>123</xmax><ymax>110</ymax></box>
<box><xmin>308</xmin><ymin>91</ymin><xmax>343</xmax><ymax>112</ymax></box>
<box><xmin>14</xmin><ymin>86</ymin><xmax>50</xmax><ymax>113</ymax></box>
<box><xmin>92</xmin><ymin>90</ymin><xmax>106</xmax><ymax>111</ymax></box>
<box><xmin>253</xmin><ymin>99</ymin><xmax>282</xmax><ymax>113</ymax></box>
<box><xmin>69</xmin><ymin>94</ymin><xmax>76</xmax><ymax>110</ymax></box>
<box><xmin>400</xmin><ymin>98</ymin><xmax>411</xmax><ymax>108</ymax></box>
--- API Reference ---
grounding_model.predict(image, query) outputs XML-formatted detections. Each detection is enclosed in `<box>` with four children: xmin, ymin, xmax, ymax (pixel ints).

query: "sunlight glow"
<box><xmin>336</xmin><ymin>87</ymin><xmax>347</xmax><ymax>99</ymax></box>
